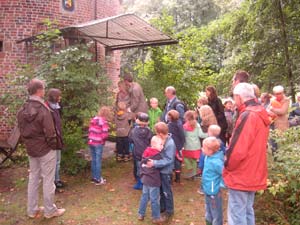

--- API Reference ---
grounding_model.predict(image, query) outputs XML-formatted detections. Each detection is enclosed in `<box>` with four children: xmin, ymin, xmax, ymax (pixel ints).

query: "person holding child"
<box><xmin>88</xmin><ymin>106</ymin><xmax>111</xmax><ymax>185</ymax></box>
<box><xmin>182</xmin><ymin>110</ymin><xmax>207</xmax><ymax>178</ymax></box>
<box><xmin>147</xmin><ymin>122</ymin><xmax>176</xmax><ymax>220</ymax></box>
<box><xmin>148</xmin><ymin>97</ymin><xmax>162</xmax><ymax>132</ymax></box>
<box><xmin>138</xmin><ymin>135</ymin><xmax>166</xmax><ymax>224</ymax></box>
<box><xmin>167</xmin><ymin>110</ymin><xmax>185</xmax><ymax>183</ymax></box>
<box><xmin>202</xmin><ymin>137</ymin><xmax>225</xmax><ymax>225</ymax></box>
<box><xmin>115</xmin><ymin>101</ymin><xmax>132</xmax><ymax>162</ymax></box>
<box><xmin>129</xmin><ymin>113</ymin><xmax>153</xmax><ymax>190</ymax></box>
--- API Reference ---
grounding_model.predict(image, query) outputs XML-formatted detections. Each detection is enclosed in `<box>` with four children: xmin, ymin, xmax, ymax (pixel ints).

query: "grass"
<box><xmin>0</xmin><ymin>158</ymin><xmax>218</xmax><ymax>225</ymax></box>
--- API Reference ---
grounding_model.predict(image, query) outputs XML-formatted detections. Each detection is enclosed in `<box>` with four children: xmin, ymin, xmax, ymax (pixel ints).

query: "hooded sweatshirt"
<box><xmin>129</xmin><ymin>125</ymin><xmax>153</xmax><ymax>160</ymax></box>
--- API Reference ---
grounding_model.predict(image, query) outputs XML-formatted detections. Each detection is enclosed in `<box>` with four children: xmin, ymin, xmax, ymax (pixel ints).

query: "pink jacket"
<box><xmin>88</xmin><ymin>116</ymin><xmax>109</xmax><ymax>146</ymax></box>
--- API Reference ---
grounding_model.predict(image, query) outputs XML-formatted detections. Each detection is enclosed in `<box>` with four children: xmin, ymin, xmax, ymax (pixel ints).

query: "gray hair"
<box><xmin>165</xmin><ymin>86</ymin><xmax>176</xmax><ymax>95</ymax></box>
<box><xmin>233</xmin><ymin>83</ymin><xmax>255</xmax><ymax>100</ymax></box>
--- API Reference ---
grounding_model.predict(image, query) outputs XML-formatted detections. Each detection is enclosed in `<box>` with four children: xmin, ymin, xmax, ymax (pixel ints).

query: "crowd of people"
<box><xmin>16</xmin><ymin>70</ymin><xmax>299</xmax><ymax>224</ymax></box>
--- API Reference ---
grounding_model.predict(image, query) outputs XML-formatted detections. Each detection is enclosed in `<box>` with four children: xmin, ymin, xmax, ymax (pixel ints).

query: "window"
<box><xmin>0</xmin><ymin>41</ymin><xmax>3</xmax><ymax>52</ymax></box>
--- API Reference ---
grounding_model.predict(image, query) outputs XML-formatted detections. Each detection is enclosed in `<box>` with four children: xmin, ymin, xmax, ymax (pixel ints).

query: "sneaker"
<box><xmin>55</xmin><ymin>180</ymin><xmax>64</xmax><ymax>188</ymax></box>
<box><xmin>95</xmin><ymin>177</ymin><xmax>106</xmax><ymax>185</ymax></box>
<box><xmin>152</xmin><ymin>217</ymin><xmax>166</xmax><ymax>224</ymax></box>
<box><xmin>28</xmin><ymin>206</ymin><xmax>44</xmax><ymax>218</ymax></box>
<box><xmin>44</xmin><ymin>208</ymin><xmax>66</xmax><ymax>219</ymax></box>
<box><xmin>90</xmin><ymin>178</ymin><xmax>97</xmax><ymax>183</ymax></box>
<box><xmin>138</xmin><ymin>214</ymin><xmax>144</xmax><ymax>221</ymax></box>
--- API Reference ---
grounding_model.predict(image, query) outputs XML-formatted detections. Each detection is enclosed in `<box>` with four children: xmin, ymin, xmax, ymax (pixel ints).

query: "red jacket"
<box><xmin>223</xmin><ymin>99</ymin><xmax>270</xmax><ymax>191</ymax></box>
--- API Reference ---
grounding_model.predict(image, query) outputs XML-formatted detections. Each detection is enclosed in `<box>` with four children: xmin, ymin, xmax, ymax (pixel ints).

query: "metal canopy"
<box><xmin>17</xmin><ymin>13</ymin><xmax>178</xmax><ymax>50</ymax></box>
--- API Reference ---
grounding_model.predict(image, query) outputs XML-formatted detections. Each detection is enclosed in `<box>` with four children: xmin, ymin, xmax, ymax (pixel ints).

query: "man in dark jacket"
<box><xmin>17</xmin><ymin>79</ymin><xmax>65</xmax><ymax>219</ymax></box>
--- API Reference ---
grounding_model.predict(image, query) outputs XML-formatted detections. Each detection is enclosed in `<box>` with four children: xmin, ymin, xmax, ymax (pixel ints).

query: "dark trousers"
<box><xmin>116</xmin><ymin>136</ymin><xmax>129</xmax><ymax>156</ymax></box>
<box><xmin>160</xmin><ymin>173</ymin><xmax>174</xmax><ymax>214</ymax></box>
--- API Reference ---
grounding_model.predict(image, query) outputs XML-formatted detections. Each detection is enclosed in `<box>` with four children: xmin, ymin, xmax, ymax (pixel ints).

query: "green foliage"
<box><xmin>263</xmin><ymin>127</ymin><xmax>300</xmax><ymax>224</ymax></box>
<box><xmin>61</xmin><ymin>122</ymin><xmax>88</xmax><ymax>175</ymax></box>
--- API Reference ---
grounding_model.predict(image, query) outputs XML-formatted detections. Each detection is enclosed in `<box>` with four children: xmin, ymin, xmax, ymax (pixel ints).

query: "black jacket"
<box><xmin>168</xmin><ymin>121</ymin><xmax>185</xmax><ymax>151</ymax></box>
<box><xmin>129</xmin><ymin>126</ymin><xmax>153</xmax><ymax>160</ymax></box>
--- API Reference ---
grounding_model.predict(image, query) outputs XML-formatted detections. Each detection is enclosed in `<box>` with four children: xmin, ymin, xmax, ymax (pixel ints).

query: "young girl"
<box><xmin>88</xmin><ymin>106</ymin><xmax>111</xmax><ymax>185</ymax></box>
<box><xmin>199</xmin><ymin>105</ymin><xmax>218</xmax><ymax>133</ymax></box>
<box><xmin>167</xmin><ymin>110</ymin><xmax>185</xmax><ymax>183</ymax></box>
<box><xmin>182</xmin><ymin>110</ymin><xmax>207</xmax><ymax>179</ymax></box>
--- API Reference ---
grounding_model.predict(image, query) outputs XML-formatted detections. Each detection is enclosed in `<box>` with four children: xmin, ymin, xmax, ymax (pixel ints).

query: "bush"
<box><xmin>61</xmin><ymin>122</ymin><xmax>88</xmax><ymax>175</ymax></box>
<box><xmin>257</xmin><ymin>127</ymin><xmax>300</xmax><ymax>224</ymax></box>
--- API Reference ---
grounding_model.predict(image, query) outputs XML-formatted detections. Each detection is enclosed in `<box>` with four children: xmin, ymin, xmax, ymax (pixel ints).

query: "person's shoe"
<box><xmin>138</xmin><ymin>214</ymin><xmax>144</xmax><ymax>221</ymax></box>
<box><xmin>161</xmin><ymin>212</ymin><xmax>173</xmax><ymax>220</ymax></box>
<box><xmin>152</xmin><ymin>217</ymin><xmax>166</xmax><ymax>224</ymax></box>
<box><xmin>124</xmin><ymin>155</ymin><xmax>131</xmax><ymax>162</ymax></box>
<box><xmin>44</xmin><ymin>208</ymin><xmax>66</xmax><ymax>219</ymax></box>
<box><xmin>90</xmin><ymin>178</ymin><xmax>97</xmax><ymax>183</ymax></box>
<box><xmin>55</xmin><ymin>180</ymin><xmax>64</xmax><ymax>188</ymax></box>
<box><xmin>95</xmin><ymin>177</ymin><xmax>106</xmax><ymax>185</ymax></box>
<box><xmin>116</xmin><ymin>155</ymin><xmax>123</xmax><ymax>162</ymax></box>
<box><xmin>28</xmin><ymin>206</ymin><xmax>44</xmax><ymax>218</ymax></box>
<box><xmin>133</xmin><ymin>178</ymin><xmax>143</xmax><ymax>190</ymax></box>
<box><xmin>197</xmin><ymin>189</ymin><xmax>204</xmax><ymax>195</ymax></box>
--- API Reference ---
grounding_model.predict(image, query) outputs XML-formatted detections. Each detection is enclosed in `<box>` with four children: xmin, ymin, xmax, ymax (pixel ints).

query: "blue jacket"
<box><xmin>153</xmin><ymin>135</ymin><xmax>176</xmax><ymax>174</ymax></box>
<box><xmin>202</xmin><ymin>150</ymin><xmax>224</xmax><ymax>196</ymax></box>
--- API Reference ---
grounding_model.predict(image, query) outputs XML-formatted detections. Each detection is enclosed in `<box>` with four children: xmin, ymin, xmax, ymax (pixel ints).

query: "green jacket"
<box><xmin>148</xmin><ymin>108</ymin><xmax>162</xmax><ymax>131</ymax></box>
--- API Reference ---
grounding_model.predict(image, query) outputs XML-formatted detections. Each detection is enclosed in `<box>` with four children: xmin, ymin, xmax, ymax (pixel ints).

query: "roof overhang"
<box><xmin>17</xmin><ymin>13</ymin><xmax>178</xmax><ymax>50</ymax></box>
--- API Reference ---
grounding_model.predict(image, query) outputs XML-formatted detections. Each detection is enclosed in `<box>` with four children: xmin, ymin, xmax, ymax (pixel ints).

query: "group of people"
<box><xmin>16</xmin><ymin>69</ymin><xmax>296</xmax><ymax>224</ymax></box>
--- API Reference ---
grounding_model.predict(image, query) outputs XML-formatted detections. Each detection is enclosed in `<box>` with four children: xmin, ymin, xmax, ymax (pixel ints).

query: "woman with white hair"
<box><xmin>267</xmin><ymin>85</ymin><xmax>289</xmax><ymax>132</ymax></box>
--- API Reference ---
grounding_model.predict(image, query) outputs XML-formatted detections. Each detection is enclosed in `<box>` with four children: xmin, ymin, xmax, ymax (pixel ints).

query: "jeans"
<box><xmin>205</xmin><ymin>192</ymin><xmax>223</xmax><ymax>225</ymax></box>
<box><xmin>28</xmin><ymin>150</ymin><xmax>57</xmax><ymax>216</ymax></box>
<box><xmin>89</xmin><ymin>144</ymin><xmax>104</xmax><ymax>181</ymax></box>
<box><xmin>228</xmin><ymin>189</ymin><xmax>255</xmax><ymax>225</ymax></box>
<box><xmin>160</xmin><ymin>173</ymin><xmax>174</xmax><ymax>214</ymax></box>
<box><xmin>138</xmin><ymin>185</ymin><xmax>160</xmax><ymax>219</ymax></box>
<box><xmin>54</xmin><ymin>150</ymin><xmax>61</xmax><ymax>182</ymax></box>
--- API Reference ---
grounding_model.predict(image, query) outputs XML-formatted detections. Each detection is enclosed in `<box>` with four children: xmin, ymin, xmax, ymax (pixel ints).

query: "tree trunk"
<box><xmin>277</xmin><ymin>0</ymin><xmax>296</xmax><ymax>102</ymax></box>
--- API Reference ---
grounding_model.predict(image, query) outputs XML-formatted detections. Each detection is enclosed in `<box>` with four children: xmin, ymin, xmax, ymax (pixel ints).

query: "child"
<box><xmin>88</xmin><ymin>106</ymin><xmax>111</xmax><ymax>185</ymax></box>
<box><xmin>182</xmin><ymin>110</ymin><xmax>207</xmax><ymax>179</ymax></box>
<box><xmin>115</xmin><ymin>101</ymin><xmax>131</xmax><ymax>162</ymax></box>
<box><xmin>224</xmin><ymin>99</ymin><xmax>234</xmax><ymax>146</ymax></box>
<box><xmin>148</xmin><ymin>98</ymin><xmax>162</xmax><ymax>132</ymax></box>
<box><xmin>202</xmin><ymin>137</ymin><xmax>224</xmax><ymax>225</ymax></box>
<box><xmin>198</xmin><ymin>125</ymin><xmax>225</xmax><ymax>195</ymax></box>
<box><xmin>167</xmin><ymin>110</ymin><xmax>185</xmax><ymax>183</ymax></box>
<box><xmin>129</xmin><ymin>112</ymin><xmax>153</xmax><ymax>190</ymax></box>
<box><xmin>147</xmin><ymin>122</ymin><xmax>176</xmax><ymax>219</ymax></box>
<box><xmin>199</xmin><ymin>105</ymin><xmax>218</xmax><ymax>133</ymax></box>
<box><xmin>138</xmin><ymin>136</ymin><xmax>165</xmax><ymax>224</ymax></box>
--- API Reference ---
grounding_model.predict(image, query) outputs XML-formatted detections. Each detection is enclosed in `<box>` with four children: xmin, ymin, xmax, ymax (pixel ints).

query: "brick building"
<box><xmin>0</xmin><ymin>0</ymin><xmax>122</xmax><ymax>138</ymax></box>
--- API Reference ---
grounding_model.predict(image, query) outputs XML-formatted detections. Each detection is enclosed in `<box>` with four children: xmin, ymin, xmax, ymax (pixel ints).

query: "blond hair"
<box><xmin>203</xmin><ymin>137</ymin><xmax>220</xmax><ymax>153</ymax></box>
<box><xmin>208</xmin><ymin>124</ymin><xmax>221</xmax><ymax>137</ymax></box>
<box><xmin>199</xmin><ymin>105</ymin><xmax>217</xmax><ymax>129</ymax></box>
<box><xmin>98</xmin><ymin>106</ymin><xmax>112</xmax><ymax>121</ymax></box>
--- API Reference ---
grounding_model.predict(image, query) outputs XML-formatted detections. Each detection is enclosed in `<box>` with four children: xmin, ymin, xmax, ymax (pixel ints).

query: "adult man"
<box><xmin>17</xmin><ymin>79</ymin><xmax>65</xmax><ymax>219</ymax></box>
<box><xmin>123</xmin><ymin>73</ymin><xmax>148</xmax><ymax>116</ymax></box>
<box><xmin>160</xmin><ymin>86</ymin><xmax>185</xmax><ymax>124</ymax></box>
<box><xmin>231</xmin><ymin>70</ymin><xmax>250</xmax><ymax>90</ymax></box>
<box><xmin>223</xmin><ymin>83</ymin><xmax>270</xmax><ymax>225</ymax></box>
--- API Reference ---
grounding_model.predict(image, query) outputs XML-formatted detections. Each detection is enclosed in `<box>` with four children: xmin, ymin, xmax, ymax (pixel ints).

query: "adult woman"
<box><xmin>205</xmin><ymin>86</ymin><xmax>228</xmax><ymax>143</ymax></box>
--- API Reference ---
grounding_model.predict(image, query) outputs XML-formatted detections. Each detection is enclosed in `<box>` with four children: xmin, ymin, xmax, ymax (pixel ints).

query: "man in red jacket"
<box><xmin>223</xmin><ymin>82</ymin><xmax>270</xmax><ymax>225</ymax></box>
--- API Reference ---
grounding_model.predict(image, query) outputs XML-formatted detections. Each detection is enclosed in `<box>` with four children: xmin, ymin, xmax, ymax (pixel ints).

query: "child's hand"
<box><xmin>146</xmin><ymin>159</ymin><xmax>154</xmax><ymax>167</ymax></box>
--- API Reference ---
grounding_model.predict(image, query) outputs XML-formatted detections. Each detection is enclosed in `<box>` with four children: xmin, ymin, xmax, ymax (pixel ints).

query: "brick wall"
<box><xmin>0</xmin><ymin>0</ymin><xmax>122</xmax><ymax>139</ymax></box>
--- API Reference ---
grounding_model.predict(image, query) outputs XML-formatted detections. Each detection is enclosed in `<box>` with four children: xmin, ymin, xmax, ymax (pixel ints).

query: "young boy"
<box><xmin>146</xmin><ymin>122</ymin><xmax>176</xmax><ymax>220</ymax></box>
<box><xmin>148</xmin><ymin>98</ymin><xmax>162</xmax><ymax>132</ymax></box>
<box><xmin>202</xmin><ymin>137</ymin><xmax>224</xmax><ymax>225</ymax></box>
<box><xmin>138</xmin><ymin>136</ymin><xmax>166</xmax><ymax>224</ymax></box>
<box><xmin>129</xmin><ymin>113</ymin><xmax>153</xmax><ymax>190</ymax></box>
<box><xmin>115</xmin><ymin>101</ymin><xmax>132</xmax><ymax>162</ymax></box>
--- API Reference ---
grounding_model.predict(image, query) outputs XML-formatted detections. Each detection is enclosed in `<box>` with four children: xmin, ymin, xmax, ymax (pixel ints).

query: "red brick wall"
<box><xmin>0</xmin><ymin>0</ymin><xmax>122</xmax><ymax>139</ymax></box>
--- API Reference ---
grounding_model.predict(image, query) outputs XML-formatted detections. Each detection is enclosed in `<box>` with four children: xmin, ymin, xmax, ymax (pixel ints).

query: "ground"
<box><xmin>0</xmin><ymin>143</ymin><xmax>227</xmax><ymax>225</ymax></box>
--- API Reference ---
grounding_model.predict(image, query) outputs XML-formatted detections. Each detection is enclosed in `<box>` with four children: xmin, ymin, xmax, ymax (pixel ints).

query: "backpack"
<box><xmin>171</xmin><ymin>100</ymin><xmax>188</xmax><ymax>112</ymax></box>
